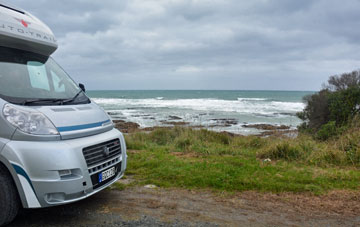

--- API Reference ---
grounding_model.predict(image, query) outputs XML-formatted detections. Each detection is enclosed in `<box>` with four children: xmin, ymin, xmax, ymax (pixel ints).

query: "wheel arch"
<box><xmin>0</xmin><ymin>157</ymin><xmax>27</xmax><ymax>208</ymax></box>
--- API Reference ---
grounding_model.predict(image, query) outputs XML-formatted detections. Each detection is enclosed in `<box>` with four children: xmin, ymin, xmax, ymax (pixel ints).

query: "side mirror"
<box><xmin>79</xmin><ymin>83</ymin><xmax>86</xmax><ymax>92</ymax></box>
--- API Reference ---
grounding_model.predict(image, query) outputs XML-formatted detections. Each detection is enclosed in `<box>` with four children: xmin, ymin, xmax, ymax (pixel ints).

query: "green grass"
<box><xmin>123</xmin><ymin>127</ymin><xmax>360</xmax><ymax>194</ymax></box>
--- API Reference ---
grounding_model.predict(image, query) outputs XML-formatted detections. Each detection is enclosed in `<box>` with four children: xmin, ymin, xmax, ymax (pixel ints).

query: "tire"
<box><xmin>0</xmin><ymin>164</ymin><xmax>20</xmax><ymax>226</ymax></box>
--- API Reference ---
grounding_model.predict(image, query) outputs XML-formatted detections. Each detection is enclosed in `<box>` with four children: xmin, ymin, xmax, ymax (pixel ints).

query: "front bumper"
<box><xmin>0</xmin><ymin>128</ymin><xmax>127</xmax><ymax>208</ymax></box>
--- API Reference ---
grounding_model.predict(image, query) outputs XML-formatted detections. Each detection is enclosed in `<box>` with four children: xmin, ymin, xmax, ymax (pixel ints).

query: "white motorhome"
<box><xmin>0</xmin><ymin>2</ymin><xmax>127</xmax><ymax>225</ymax></box>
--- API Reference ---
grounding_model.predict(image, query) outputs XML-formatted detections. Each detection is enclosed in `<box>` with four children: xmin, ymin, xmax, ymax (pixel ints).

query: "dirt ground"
<box><xmin>8</xmin><ymin>180</ymin><xmax>360</xmax><ymax>227</ymax></box>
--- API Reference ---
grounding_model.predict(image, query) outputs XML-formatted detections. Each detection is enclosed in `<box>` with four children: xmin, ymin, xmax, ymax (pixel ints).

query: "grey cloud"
<box><xmin>9</xmin><ymin>0</ymin><xmax>360</xmax><ymax>90</ymax></box>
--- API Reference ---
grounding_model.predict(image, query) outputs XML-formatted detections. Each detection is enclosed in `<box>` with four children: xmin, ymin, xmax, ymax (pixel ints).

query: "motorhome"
<box><xmin>0</xmin><ymin>2</ymin><xmax>127</xmax><ymax>225</ymax></box>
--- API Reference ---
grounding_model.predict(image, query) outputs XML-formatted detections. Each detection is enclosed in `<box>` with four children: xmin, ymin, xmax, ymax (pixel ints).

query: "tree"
<box><xmin>328</xmin><ymin>87</ymin><xmax>360</xmax><ymax>125</ymax></box>
<box><xmin>297</xmin><ymin>90</ymin><xmax>330</xmax><ymax>130</ymax></box>
<box><xmin>326</xmin><ymin>70</ymin><xmax>360</xmax><ymax>91</ymax></box>
<box><xmin>298</xmin><ymin>69</ymin><xmax>360</xmax><ymax>139</ymax></box>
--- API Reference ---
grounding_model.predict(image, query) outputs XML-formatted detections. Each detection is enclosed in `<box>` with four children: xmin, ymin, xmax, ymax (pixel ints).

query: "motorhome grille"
<box><xmin>82</xmin><ymin>139</ymin><xmax>121</xmax><ymax>167</ymax></box>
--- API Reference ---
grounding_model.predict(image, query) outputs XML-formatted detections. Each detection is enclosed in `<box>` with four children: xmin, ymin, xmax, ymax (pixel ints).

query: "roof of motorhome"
<box><xmin>0</xmin><ymin>1</ymin><xmax>58</xmax><ymax>56</ymax></box>
<box><xmin>0</xmin><ymin>1</ymin><xmax>25</xmax><ymax>14</ymax></box>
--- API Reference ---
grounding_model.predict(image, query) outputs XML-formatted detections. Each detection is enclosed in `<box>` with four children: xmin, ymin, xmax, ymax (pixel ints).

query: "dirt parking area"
<box><xmin>8</xmin><ymin>184</ymin><xmax>360</xmax><ymax>227</ymax></box>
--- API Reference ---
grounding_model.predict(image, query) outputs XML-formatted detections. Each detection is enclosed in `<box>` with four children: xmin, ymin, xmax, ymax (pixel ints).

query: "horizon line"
<box><xmin>86</xmin><ymin>89</ymin><xmax>317</xmax><ymax>92</ymax></box>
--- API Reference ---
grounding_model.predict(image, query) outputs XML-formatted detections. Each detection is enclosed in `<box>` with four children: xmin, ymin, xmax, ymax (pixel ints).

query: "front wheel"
<box><xmin>0</xmin><ymin>164</ymin><xmax>20</xmax><ymax>226</ymax></box>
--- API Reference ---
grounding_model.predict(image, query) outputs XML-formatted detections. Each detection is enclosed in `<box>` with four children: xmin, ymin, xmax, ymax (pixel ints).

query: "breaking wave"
<box><xmin>237</xmin><ymin>98</ymin><xmax>268</xmax><ymax>101</ymax></box>
<box><xmin>92</xmin><ymin>98</ymin><xmax>305</xmax><ymax>116</ymax></box>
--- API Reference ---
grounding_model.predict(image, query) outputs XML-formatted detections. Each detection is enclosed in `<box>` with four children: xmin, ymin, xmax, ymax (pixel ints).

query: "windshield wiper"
<box><xmin>62</xmin><ymin>90</ymin><xmax>83</xmax><ymax>104</ymax></box>
<box><xmin>22</xmin><ymin>98</ymin><xmax>66</xmax><ymax>106</ymax></box>
<box><xmin>21</xmin><ymin>90</ymin><xmax>84</xmax><ymax>106</ymax></box>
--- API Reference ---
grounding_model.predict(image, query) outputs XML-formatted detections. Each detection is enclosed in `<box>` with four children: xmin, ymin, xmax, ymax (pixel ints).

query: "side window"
<box><xmin>51</xmin><ymin>71</ymin><xmax>65</xmax><ymax>92</ymax></box>
<box><xmin>27</xmin><ymin>61</ymin><xmax>50</xmax><ymax>91</ymax></box>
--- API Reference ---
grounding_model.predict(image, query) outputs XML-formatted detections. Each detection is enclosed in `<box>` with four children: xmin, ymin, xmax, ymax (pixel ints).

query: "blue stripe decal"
<box><xmin>12</xmin><ymin>164</ymin><xmax>36</xmax><ymax>193</ymax></box>
<box><xmin>57</xmin><ymin>119</ymin><xmax>111</xmax><ymax>132</ymax></box>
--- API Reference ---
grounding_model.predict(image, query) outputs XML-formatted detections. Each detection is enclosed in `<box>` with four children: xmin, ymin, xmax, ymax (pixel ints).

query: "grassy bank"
<box><xmin>122</xmin><ymin>126</ymin><xmax>360</xmax><ymax>194</ymax></box>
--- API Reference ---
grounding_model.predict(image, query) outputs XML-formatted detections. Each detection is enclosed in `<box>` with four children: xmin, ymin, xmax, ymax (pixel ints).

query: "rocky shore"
<box><xmin>112</xmin><ymin>118</ymin><xmax>297</xmax><ymax>137</ymax></box>
<box><xmin>242</xmin><ymin>124</ymin><xmax>290</xmax><ymax>130</ymax></box>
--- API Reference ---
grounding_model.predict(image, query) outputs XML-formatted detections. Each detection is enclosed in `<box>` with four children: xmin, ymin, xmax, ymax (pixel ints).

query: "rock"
<box><xmin>243</xmin><ymin>124</ymin><xmax>290</xmax><ymax>130</ymax></box>
<box><xmin>142</xmin><ymin>126</ymin><xmax>168</xmax><ymax>131</ymax></box>
<box><xmin>144</xmin><ymin>184</ymin><xmax>157</xmax><ymax>189</ymax></box>
<box><xmin>144</xmin><ymin>117</ymin><xmax>156</xmax><ymax>120</ymax></box>
<box><xmin>257</xmin><ymin>129</ymin><xmax>298</xmax><ymax>138</ymax></box>
<box><xmin>131</xmin><ymin>114</ymin><xmax>151</xmax><ymax>117</ymax></box>
<box><xmin>210</xmin><ymin>118</ymin><xmax>238</xmax><ymax>127</ymax></box>
<box><xmin>168</xmin><ymin>115</ymin><xmax>182</xmax><ymax>120</ymax></box>
<box><xmin>219</xmin><ymin>131</ymin><xmax>243</xmax><ymax>137</ymax></box>
<box><xmin>278</xmin><ymin>112</ymin><xmax>296</xmax><ymax>116</ymax></box>
<box><xmin>160</xmin><ymin>121</ymin><xmax>189</xmax><ymax>126</ymax></box>
<box><xmin>107</xmin><ymin>112</ymin><xmax>119</xmax><ymax>116</ymax></box>
<box><xmin>263</xmin><ymin>158</ymin><xmax>272</xmax><ymax>163</ymax></box>
<box><xmin>113</xmin><ymin>120</ymin><xmax>140</xmax><ymax>133</ymax></box>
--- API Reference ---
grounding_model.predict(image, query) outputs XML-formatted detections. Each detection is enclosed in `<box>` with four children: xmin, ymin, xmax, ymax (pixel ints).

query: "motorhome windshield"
<box><xmin>0</xmin><ymin>46</ymin><xmax>89</xmax><ymax>105</ymax></box>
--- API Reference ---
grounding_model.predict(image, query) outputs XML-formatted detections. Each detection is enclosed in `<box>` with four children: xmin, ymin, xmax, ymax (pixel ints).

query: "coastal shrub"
<box><xmin>327</xmin><ymin>70</ymin><xmax>360</xmax><ymax>91</ymax></box>
<box><xmin>315</xmin><ymin>121</ymin><xmax>338</xmax><ymax>141</ymax></box>
<box><xmin>298</xmin><ymin>70</ymin><xmax>360</xmax><ymax>139</ymax></box>
<box><xmin>298</xmin><ymin>90</ymin><xmax>331</xmax><ymax>130</ymax></box>
<box><xmin>328</xmin><ymin>87</ymin><xmax>360</xmax><ymax>125</ymax></box>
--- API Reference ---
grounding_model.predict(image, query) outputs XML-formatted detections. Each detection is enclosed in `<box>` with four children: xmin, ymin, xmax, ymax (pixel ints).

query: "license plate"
<box><xmin>98</xmin><ymin>167</ymin><xmax>115</xmax><ymax>183</ymax></box>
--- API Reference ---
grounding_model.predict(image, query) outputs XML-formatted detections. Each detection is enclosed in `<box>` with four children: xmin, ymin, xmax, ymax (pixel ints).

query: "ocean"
<box><xmin>87</xmin><ymin>90</ymin><xmax>314</xmax><ymax>135</ymax></box>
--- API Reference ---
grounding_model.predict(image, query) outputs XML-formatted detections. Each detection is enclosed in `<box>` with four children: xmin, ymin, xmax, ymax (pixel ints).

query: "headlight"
<box><xmin>3</xmin><ymin>104</ymin><xmax>59</xmax><ymax>135</ymax></box>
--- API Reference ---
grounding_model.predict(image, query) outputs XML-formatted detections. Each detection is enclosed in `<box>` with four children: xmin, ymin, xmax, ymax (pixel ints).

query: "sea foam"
<box><xmin>93</xmin><ymin>98</ymin><xmax>304</xmax><ymax>116</ymax></box>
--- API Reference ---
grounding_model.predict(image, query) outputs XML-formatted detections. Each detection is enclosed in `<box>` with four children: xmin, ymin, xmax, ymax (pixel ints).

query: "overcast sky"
<box><xmin>10</xmin><ymin>0</ymin><xmax>360</xmax><ymax>91</ymax></box>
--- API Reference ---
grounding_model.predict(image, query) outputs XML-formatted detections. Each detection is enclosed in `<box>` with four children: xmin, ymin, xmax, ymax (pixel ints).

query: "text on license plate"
<box><xmin>98</xmin><ymin>167</ymin><xmax>115</xmax><ymax>183</ymax></box>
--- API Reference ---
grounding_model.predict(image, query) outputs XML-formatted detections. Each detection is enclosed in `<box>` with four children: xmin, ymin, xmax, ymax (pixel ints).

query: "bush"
<box><xmin>298</xmin><ymin>90</ymin><xmax>330</xmax><ymax>130</ymax></box>
<box><xmin>315</xmin><ymin>121</ymin><xmax>338</xmax><ymax>141</ymax></box>
<box><xmin>297</xmin><ymin>69</ymin><xmax>360</xmax><ymax>140</ymax></box>
<box><xmin>328</xmin><ymin>87</ymin><xmax>360</xmax><ymax>125</ymax></box>
<box><xmin>327</xmin><ymin>70</ymin><xmax>360</xmax><ymax>91</ymax></box>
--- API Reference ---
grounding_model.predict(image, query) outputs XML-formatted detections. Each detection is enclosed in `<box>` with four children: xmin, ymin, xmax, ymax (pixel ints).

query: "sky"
<box><xmin>10</xmin><ymin>0</ymin><xmax>360</xmax><ymax>91</ymax></box>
